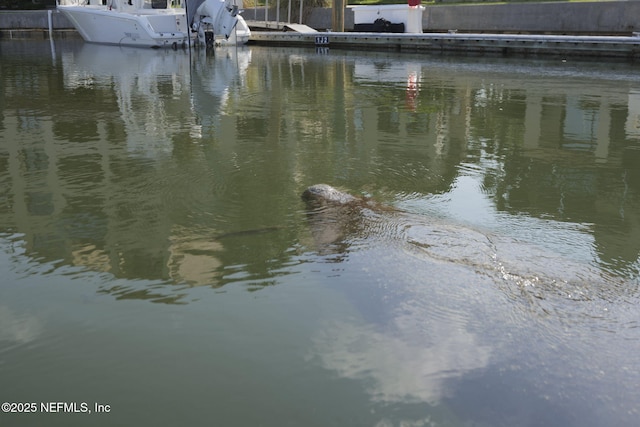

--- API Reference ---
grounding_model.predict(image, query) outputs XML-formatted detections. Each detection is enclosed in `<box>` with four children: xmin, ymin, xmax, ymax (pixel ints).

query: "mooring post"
<box><xmin>299</xmin><ymin>0</ymin><xmax>303</xmax><ymax>24</ymax></box>
<box><xmin>48</xmin><ymin>9</ymin><xmax>56</xmax><ymax>60</ymax></box>
<box><xmin>48</xmin><ymin>9</ymin><xmax>53</xmax><ymax>39</ymax></box>
<box><xmin>332</xmin><ymin>0</ymin><xmax>344</xmax><ymax>32</ymax></box>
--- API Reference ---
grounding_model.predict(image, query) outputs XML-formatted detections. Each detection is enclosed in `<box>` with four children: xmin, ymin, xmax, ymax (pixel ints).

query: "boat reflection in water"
<box><xmin>55</xmin><ymin>43</ymin><xmax>253</xmax><ymax>293</ymax></box>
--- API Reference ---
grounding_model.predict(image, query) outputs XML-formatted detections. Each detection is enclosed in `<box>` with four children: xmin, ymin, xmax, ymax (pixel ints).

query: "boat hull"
<box><xmin>58</xmin><ymin>5</ymin><xmax>189</xmax><ymax>48</ymax></box>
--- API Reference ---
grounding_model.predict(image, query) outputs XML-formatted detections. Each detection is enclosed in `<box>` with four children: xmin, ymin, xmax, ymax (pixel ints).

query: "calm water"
<box><xmin>1</xmin><ymin>39</ymin><xmax>640</xmax><ymax>427</ymax></box>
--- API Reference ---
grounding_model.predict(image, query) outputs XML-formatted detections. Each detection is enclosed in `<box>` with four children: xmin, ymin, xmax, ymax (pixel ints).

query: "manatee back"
<box><xmin>302</xmin><ymin>184</ymin><xmax>358</xmax><ymax>205</ymax></box>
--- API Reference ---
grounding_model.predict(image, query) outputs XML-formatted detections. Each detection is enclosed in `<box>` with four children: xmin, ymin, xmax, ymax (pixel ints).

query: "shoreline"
<box><xmin>4</xmin><ymin>4</ymin><xmax>640</xmax><ymax>58</ymax></box>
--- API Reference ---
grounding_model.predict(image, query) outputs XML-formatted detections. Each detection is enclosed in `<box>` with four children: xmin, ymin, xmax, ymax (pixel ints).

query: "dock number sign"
<box><xmin>315</xmin><ymin>36</ymin><xmax>329</xmax><ymax>46</ymax></box>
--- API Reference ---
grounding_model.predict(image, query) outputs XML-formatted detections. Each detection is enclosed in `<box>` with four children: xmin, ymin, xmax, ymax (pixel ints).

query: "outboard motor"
<box><xmin>191</xmin><ymin>0</ymin><xmax>240</xmax><ymax>46</ymax></box>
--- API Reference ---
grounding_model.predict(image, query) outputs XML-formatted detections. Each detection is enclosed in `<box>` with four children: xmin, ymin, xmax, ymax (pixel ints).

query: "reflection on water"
<box><xmin>312</xmin><ymin>315</ymin><xmax>491</xmax><ymax>405</ymax></box>
<box><xmin>1</xmin><ymin>40</ymin><xmax>640</xmax><ymax>426</ymax></box>
<box><xmin>0</xmin><ymin>305</ymin><xmax>42</xmax><ymax>349</ymax></box>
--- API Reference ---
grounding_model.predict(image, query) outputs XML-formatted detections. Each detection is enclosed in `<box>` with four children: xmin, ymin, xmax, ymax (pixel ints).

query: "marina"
<box><xmin>2</xmin><ymin>26</ymin><xmax>640</xmax><ymax>427</ymax></box>
<box><xmin>4</xmin><ymin>1</ymin><xmax>640</xmax><ymax>57</ymax></box>
<box><xmin>5</xmin><ymin>22</ymin><xmax>640</xmax><ymax>58</ymax></box>
<box><xmin>2</xmin><ymin>2</ymin><xmax>640</xmax><ymax>425</ymax></box>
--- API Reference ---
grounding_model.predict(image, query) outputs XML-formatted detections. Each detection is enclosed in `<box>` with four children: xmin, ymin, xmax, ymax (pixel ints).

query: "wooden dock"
<box><xmin>249</xmin><ymin>31</ymin><xmax>640</xmax><ymax>59</ymax></box>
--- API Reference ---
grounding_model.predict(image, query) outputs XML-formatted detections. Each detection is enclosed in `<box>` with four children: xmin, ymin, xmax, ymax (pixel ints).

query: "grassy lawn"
<box><xmin>348</xmin><ymin>0</ymin><xmax>604</xmax><ymax>4</ymax></box>
<box><xmin>241</xmin><ymin>0</ymin><xmax>603</xmax><ymax>7</ymax></box>
<box><xmin>349</xmin><ymin>0</ymin><xmax>413</xmax><ymax>4</ymax></box>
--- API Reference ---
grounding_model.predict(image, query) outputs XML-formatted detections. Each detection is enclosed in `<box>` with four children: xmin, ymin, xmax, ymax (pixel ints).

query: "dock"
<box><xmin>248</xmin><ymin>31</ymin><xmax>640</xmax><ymax>59</ymax></box>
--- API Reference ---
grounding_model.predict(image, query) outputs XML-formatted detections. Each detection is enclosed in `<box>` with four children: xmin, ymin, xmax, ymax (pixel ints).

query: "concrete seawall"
<box><xmin>0</xmin><ymin>10</ymin><xmax>77</xmax><ymax>39</ymax></box>
<box><xmin>0</xmin><ymin>10</ymin><xmax>72</xmax><ymax>29</ymax></box>
<box><xmin>422</xmin><ymin>2</ymin><xmax>640</xmax><ymax>35</ymax></box>
<box><xmin>2</xmin><ymin>2</ymin><xmax>640</xmax><ymax>37</ymax></box>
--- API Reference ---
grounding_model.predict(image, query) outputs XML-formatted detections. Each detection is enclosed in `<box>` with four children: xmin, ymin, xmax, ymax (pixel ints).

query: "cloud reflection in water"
<box><xmin>311</xmin><ymin>309</ymin><xmax>491</xmax><ymax>405</ymax></box>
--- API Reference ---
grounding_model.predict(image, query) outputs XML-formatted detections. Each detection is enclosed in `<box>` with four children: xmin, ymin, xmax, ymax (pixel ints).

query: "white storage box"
<box><xmin>350</xmin><ymin>5</ymin><xmax>425</xmax><ymax>34</ymax></box>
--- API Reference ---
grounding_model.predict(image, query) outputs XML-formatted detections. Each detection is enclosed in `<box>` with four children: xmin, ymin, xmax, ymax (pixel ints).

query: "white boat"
<box><xmin>57</xmin><ymin>0</ymin><xmax>249</xmax><ymax>48</ymax></box>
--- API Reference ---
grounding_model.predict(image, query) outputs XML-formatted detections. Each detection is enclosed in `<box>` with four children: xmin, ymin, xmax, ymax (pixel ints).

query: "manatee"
<box><xmin>300</xmin><ymin>184</ymin><xmax>616</xmax><ymax>307</ymax></box>
<box><xmin>300</xmin><ymin>184</ymin><xmax>372</xmax><ymax>251</ymax></box>
<box><xmin>299</xmin><ymin>184</ymin><xmax>515</xmax><ymax>275</ymax></box>
<box><xmin>301</xmin><ymin>184</ymin><xmax>359</xmax><ymax>206</ymax></box>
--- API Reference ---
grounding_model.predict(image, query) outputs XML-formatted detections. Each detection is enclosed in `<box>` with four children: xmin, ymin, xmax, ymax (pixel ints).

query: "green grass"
<box><xmin>241</xmin><ymin>0</ymin><xmax>607</xmax><ymax>6</ymax></box>
<box><xmin>349</xmin><ymin>0</ymin><xmax>416</xmax><ymax>4</ymax></box>
<box><xmin>348</xmin><ymin>0</ymin><xmax>607</xmax><ymax>4</ymax></box>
